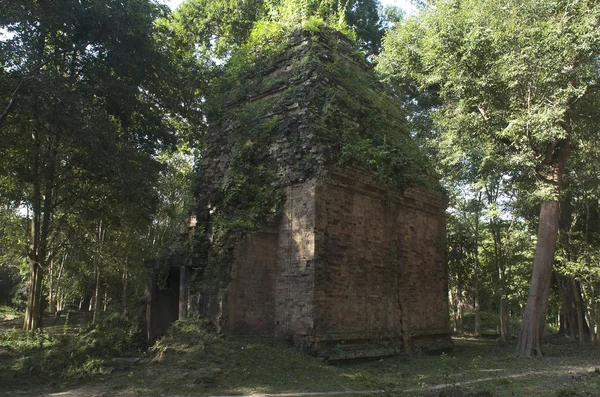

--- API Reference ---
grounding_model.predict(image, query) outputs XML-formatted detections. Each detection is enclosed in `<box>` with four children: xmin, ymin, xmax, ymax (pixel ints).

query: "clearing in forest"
<box><xmin>1</xmin><ymin>317</ymin><xmax>600</xmax><ymax>397</ymax></box>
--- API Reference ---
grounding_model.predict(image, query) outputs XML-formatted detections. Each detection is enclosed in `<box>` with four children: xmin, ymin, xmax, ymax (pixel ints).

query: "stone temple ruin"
<box><xmin>146</xmin><ymin>28</ymin><xmax>453</xmax><ymax>359</ymax></box>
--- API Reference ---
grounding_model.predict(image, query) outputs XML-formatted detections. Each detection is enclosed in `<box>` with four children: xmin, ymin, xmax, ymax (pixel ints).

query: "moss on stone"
<box><xmin>194</xmin><ymin>26</ymin><xmax>439</xmax><ymax>286</ymax></box>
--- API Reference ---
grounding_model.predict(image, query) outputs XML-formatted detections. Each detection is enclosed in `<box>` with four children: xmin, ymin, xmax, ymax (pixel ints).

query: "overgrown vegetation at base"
<box><xmin>0</xmin><ymin>312</ymin><xmax>144</xmax><ymax>387</ymax></box>
<box><xmin>2</xmin><ymin>317</ymin><xmax>600</xmax><ymax>396</ymax></box>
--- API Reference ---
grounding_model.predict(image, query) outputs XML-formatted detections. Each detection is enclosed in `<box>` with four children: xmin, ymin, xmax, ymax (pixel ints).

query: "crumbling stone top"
<box><xmin>200</xmin><ymin>28</ymin><xmax>438</xmax><ymax>200</ymax></box>
<box><xmin>193</xmin><ymin>28</ymin><xmax>441</xmax><ymax>283</ymax></box>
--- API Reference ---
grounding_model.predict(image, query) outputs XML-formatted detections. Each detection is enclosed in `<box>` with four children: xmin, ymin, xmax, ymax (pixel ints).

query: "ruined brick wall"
<box><xmin>312</xmin><ymin>168</ymin><xmax>451</xmax><ymax>352</ymax></box>
<box><xmin>394</xmin><ymin>188</ymin><xmax>451</xmax><ymax>351</ymax></box>
<box><xmin>225</xmin><ymin>226</ymin><xmax>278</xmax><ymax>335</ymax></box>
<box><xmin>313</xmin><ymin>170</ymin><xmax>401</xmax><ymax>345</ymax></box>
<box><xmin>223</xmin><ymin>168</ymin><xmax>452</xmax><ymax>355</ymax></box>
<box><xmin>185</xmin><ymin>28</ymin><xmax>452</xmax><ymax>356</ymax></box>
<box><xmin>225</xmin><ymin>182</ymin><xmax>317</xmax><ymax>339</ymax></box>
<box><xmin>274</xmin><ymin>182</ymin><xmax>316</xmax><ymax>340</ymax></box>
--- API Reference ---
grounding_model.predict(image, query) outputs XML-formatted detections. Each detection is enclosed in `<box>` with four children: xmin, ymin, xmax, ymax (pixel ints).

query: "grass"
<box><xmin>1</xmin><ymin>315</ymin><xmax>600</xmax><ymax>396</ymax></box>
<box><xmin>0</xmin><ymin>310</ymin><xmax>143</xmax><ymax>390</ymax></box>
<box><xmin>459</xmin><ymin>311</ymin><xmax>558</xmax><ymax>337</ymax></box>
<box><xmin>0</xmin><ymin>305</ymin><xmax>21</xmax><ymax>320</ymax></box>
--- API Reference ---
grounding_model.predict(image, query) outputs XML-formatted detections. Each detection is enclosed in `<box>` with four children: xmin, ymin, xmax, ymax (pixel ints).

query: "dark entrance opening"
<box><xmin>146</xmin><ymin>263</ymin><xmax>180</xmax><ymax>344</ymax></box>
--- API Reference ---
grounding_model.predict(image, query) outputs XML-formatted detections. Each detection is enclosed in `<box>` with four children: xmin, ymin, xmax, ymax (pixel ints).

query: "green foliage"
<box><xmin>0</xmin><ymin>312</ymin><xmax>143</xmax><ymax>385</ymax></box>
<box><xmin>199</xmin><ymin>113</ymin><xmax>286</xmax><ymax>285</ymax></box>
<box><xmin>319</xmin><ymin>32</ymin><xmax>437</xmax><ymax>190</ymax></box>
<box><xmin>0</xmin><ymin>0</ymin><xmax>187</xmax><ymax>328</ymax></box>
<box><xmin>224</xmin><ymin>20</ymin><xmax>292</xmax><ymax>80</ymax></box>
<box><xmin>169</xmin><ymin>0</ymin><xmax>267</xmax><ymax>60</ymax></box>
<box><xmin>197</xmin><ymin>25</ymin><xmax>437</xmax><ymax>286</ymax></box>
<box><xmin>0</xmin><ymin>0</ymin><xmax>217</xmax><ymax>326</ymax></box>
<box><xmin>378</xmin><ymin>0</ymin><xmax>600</xmax><ymax>345</ymax></box>
<box><xmin>77</xmin><ymin>313</ymin><xmax>145</xmax><ymax>358</ymax></box>
<box><xmin>378</xmin><ymin>0</ymin><xmax>600</xmax><ymax>201</ymax></box>
<box><xmin>338</xmin><ymin>134</ymin><xmax>436</xmax><ymax>189</ymax></box>
<box><xmin>151</xmin><ymin>318</ymin><xmax>219</xmax><ymax>357</ymax></box>
<box><xmin>0</xmin><ymin>306</ymin><xmax>20</xmax><ymax>320</ymax></box>
<box><xmin>286</xmin><ymin>0</ymin><xmax>385</xmax><ymax>55</ymax></box>
<box><xmin>0</xmin><ymin>204</ymin><xmax>27</xmax><ymax>307</ymax></box>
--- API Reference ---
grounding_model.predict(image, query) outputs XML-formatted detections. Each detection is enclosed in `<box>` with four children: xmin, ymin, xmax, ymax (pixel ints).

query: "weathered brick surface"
<box><xmin>312</xmin><ymin>169</ymin><xmax>451</xmax><ymax>352</ymax></box>
<box><xmin>226</xmin><ymin>181</ymin><xmax>318</xmax><ymax>339</ymax></box>
<box><xmin>395</xmin><ymin>187</ymin><xmax>451</xmax><ymax>350</ymax></box>
<box><xmin>223</xmin><ymin>168</ymin><xmax>452</xmax><ymax>355</ymax></box>
<box><xmin>226</xmin><ymin>227</ymin><xmax>278</xmax><ymax>335</ymax></box>
<box><xmin>274</xmin><ymin>182</ymin><xmax>316</xmax><ymax>339</ymax></box>
<box><xmin>189</xmin><ymin>29</ymin><xmax>452</xmax><ymax>356</ymax></box>
<box><xmin>313</xmin><ymin>170</ymin><xmax>401</xmax><ymax>343</ymax></box>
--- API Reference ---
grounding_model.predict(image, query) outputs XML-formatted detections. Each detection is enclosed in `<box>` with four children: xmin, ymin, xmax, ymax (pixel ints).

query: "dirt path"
<box><xmin>12</xmin><ymin>366</ymin><xmax>594</xmax><ymax>397</ymax></box>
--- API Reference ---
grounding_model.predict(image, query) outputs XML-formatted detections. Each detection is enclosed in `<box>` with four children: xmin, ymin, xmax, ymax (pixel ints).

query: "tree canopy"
<box><xmin>2</xmin><ymin>0</ymin><xmax>600</xmax><ymax>365</ymax></box>
<box><xmin>378</xmin><ymin>0</ymin><xmax>600</xmax><ymax>355</ymax></box>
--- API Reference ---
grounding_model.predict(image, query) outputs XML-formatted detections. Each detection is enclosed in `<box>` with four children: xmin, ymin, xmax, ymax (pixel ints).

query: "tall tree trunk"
<box><xmin>515</xmin><ymin>135</ymin><xmax>570</xmax><ymax>357</ymax></box>
<box><xmin>572</xmin><ymin>278</ymin><xmax>586</xmax><ymax>344</ymax></box>
<box><xmin>92</xmin><ymin>220</ymin><xmax>104</xmax><ymax>324</ymax></box>
<box><xmin>54</xmin><ymin>250</ymin><xmax>66</xmax><ymax>312</ymax></box>
<box><xmin>583</xmin><ymin>197</ymin><xmax>594</xmax><ymax>343</ymax></box>
<box><xmin>557</xmin><ymin>275</ymin><xmax>576</xmax><ymax>338</ymax></box>
<box><xmin>589</xmin><ymin>287</ymin><xmax>595</xmax><ymax>344</ymax></box>
<box><xmin>122</xmin><ymin>262</ymin><xmax>128</xmax><ymax>316</ymax></box>
<box><xmin>456</xmin><ymin>278</ymin><xmax>464</xmax><ymax>333</ymax></box>
<box><xmin>450</xmin><ymin>288</ymin><xmax>459</xmax><ymax>333</ymax></box>
<box><xmin>457</xmin><ymin>298</ymin><xmax>464</xmax><ymax>333</ymax></box>
<box><xmin>474</xmin><ymin>192</ymin><xmax>482</xmax><ymax>336</ymax></box>
<box><xmin>24</xmin><ymin>129</ymin><xmax>46</xmax><ymax>331</ymax></box>
<box><xmin>92</xmin><ymin>263</ymin><xmax>100</xmax><ymax>323</ymax></box>
<box><xmin>488</xmin><ymin>196</ymin><xmax>509</xmax><ymax>342</ymax></box>
<box><xmin>103</xmin><ymin>291</ymin><xmax>108</xmax><ymax>312</ymax></box>
<box><xmin>500</xmin><ymin>286</ymin><xmax>510</xmax><ymax>341</ymax></box>
<box><xmin>515</xmin><ymin>201</ymin><xmax>561</xmax><ymax>356</ymax></box>
<box><xmin>596</xmin><ymin>298</ymin><xmax>600</xmax><ymax>343</ymax></box>
<box><xmin>48</xmin><ymin>258</ymin><xmax>55</xmax><ymax>313</ymax></box>
<box><xmin>557</xmin><ymin>275</ymin><xmax>589</xmax><ymax>340</ymax></box>
<box><xmin>23</xmin><ymin>23</ymin><xmax>51</xmax><ymax>333</ymax></box>
<box><xmin>24</xmin><ymin>262</ymin><xmax>44</xmax><ymax>331</ymax></box>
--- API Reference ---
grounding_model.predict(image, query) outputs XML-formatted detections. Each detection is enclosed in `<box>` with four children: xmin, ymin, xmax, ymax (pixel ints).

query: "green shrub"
<box><xmin>151</xmin><ymin>317</ymin><xmax>220</xmax><ymax>359</ymax></box>
<box><xmin>76</xmin><ymin>313</ymin><xmax>144</xmax><ymax>358</ymax></box>
<box><xmin>0</xmin><ymin>312</ymin><xmax>144</xmax><ymax>386</ymax></box>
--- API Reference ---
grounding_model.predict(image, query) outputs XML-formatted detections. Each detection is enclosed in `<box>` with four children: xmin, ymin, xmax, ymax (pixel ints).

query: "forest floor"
<box><xmin>1</xmin><ymin>313</ymin><xmax>600</xmax><ymax>397</ymax></box>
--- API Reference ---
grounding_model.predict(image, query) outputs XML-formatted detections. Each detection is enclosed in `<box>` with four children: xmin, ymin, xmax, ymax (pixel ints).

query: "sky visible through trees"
<box><xmin>162</xmin><ymin>0</ymin><xmax>417</xmax><ymax>13</ymax></box>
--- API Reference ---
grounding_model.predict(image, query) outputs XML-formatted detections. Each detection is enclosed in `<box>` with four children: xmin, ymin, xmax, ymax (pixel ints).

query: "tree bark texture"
<box><xmin>515</xmin><ymin>201</ymin><xmax>560</xmax><ymax>356</ymax></box>
<box><xmin>596</xmin><ymin>301</ymin><xmax>600</xmax><ymax>343</ymax></box>
<box><xmin>92</xmin><ymin>264</ymin><xmax>100</xmax><ymax>323</ymax></box>
<box><xmin>24</xmin><ymin>262</ymin><xmax>44</xmax><ymax>331</ymax></box>
<box><xmin>24</xmin><ymin>130</ymin><xmax>47</xmax><ymax>331</ymax></box>
<box><xmin>558</xmin><ymin>275</ymin><xmax>590</xmax><ymax>341</ymax></box>
<box><xmin>474</xmin><ymin>192</ymin><xmax>482</xmax><ymax>336</ymax></box>
<box><xmin>500</xmin><ymin>294</ymin><xmax>510</xmax><ymax>341</ymax></box>
<box><xmin>122</xmin><ymin>262</ymin><xmax>128</xmax><ymax>316</ymax></box>
<box><xmin>92</xmin><ymin>220</ymin><xmax>104</xmax><ymax>324</ymax></box>
<box><xmin>516</xmin><ymin>135</ymin><xmax>570</xmax><ymax>356</ymax></box>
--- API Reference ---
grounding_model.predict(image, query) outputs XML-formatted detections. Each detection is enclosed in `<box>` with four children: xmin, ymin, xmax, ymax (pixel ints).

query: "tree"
<box><xmin>0</xmin><ymin>203</ymin><xmax>27</xmax><ymax>307</ymax></box>
<box><xmin>170</xmin><ymin>0</ymin><xmax>385</xmax><ymax>64</ymax></box>
<box><xmin>377</xmin><ymin>0</ymin><xmax>600</xmax><ymax>355</ymax></box>
<box><xmin>0</xmin><ymin>0</ymin><xmax>175</xmax><ymax>331</ymax></box>
<box><xmin>554</xmin><ymin>136</ymin><xmax>600</xmax><ymax>342</ymax></box>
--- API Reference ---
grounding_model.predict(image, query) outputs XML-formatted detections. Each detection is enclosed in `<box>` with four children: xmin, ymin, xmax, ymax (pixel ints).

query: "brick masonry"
<box><xmin>223</xmin><ymin>168</ymin><xmax>452</xmax><ymax>356</ymax></box>
<box><xmin>179</xmin><ymin>29</ymin><xmax>454</xmax><ymax>357</ymax></box>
